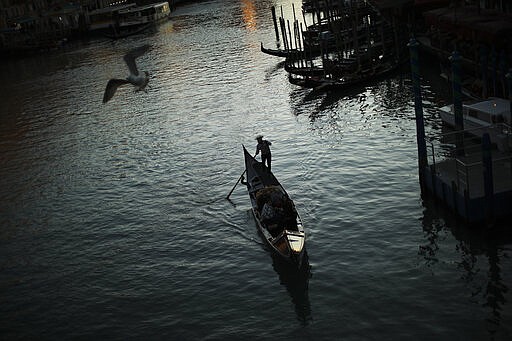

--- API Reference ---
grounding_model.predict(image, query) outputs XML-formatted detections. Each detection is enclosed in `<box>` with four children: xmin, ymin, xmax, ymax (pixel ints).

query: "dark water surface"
<box><xmin>1</xmin><ymin>0</ymin><xmax>511</xmax><ymax>339</ymax></box>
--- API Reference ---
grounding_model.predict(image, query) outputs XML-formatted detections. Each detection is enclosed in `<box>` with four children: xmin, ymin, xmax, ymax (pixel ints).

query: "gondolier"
<box><xmin>255</xmin><ymin>135</ymin><xmax>272</xmax><ymax>171</ymax></box>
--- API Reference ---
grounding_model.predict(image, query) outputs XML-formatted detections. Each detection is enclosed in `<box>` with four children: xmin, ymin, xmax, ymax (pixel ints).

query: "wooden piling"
<box><xmin>315</xmin><ymin>0</ymin><xmax>321</xmax><ymax>27</ymax></box>
<box><xmin>392</xmin><ymin>15</ymin><xmax>399</xmax><ymax>63</ymax></box>
<box><xmin>287</xmin><ymin>20</ymin><xmax>293</xmax><ymax>50</ymax></box>
<box><xmin>354</xmin><ymin>2</ymin><xmax>360</xmax><ymax>72</ymax></box>
<box><xmin>271</xmin><ymin>6</ymin><xmax>280</xmax><ymax>44</ymax></box>
<box><xmin>300</xmin><ymin>23</ymin><xmax>308</xmax><ymax>67</ymax></box>
<box><xmin>499</xmin><ymin>50</ymin><xmax>507</xmax><ymax>97</ymax></box>
<box><xmin>480</xmin><ymin>45</ymin><xmax>488</xmax><ymax>98</ymax></box>
<box><xmin>482</xmin><ymin>133</ymin><xmax>494</xmax><ymax>224</ymax></box>
<box><xmin>450</xmin><ymin>50</ymin><xmax>464</xmax><ymax>156</ymax></box>
<box><xmin>408</xmin><ymin>37</ymin><xmax>428</xmax><ymax>194</ymax></box>
<box><xmin>279</xmin><ymin>17</ymin><xmax>288</xmax><ymax>50</ymax></box>
<box><xmin>451</xmin><ymin>181</ymin><xmax>458</xmax><ymax>214</ymax></box>
<box><xmin>490</xmin><ymin>47</ymin><xmax>497</xmax><ymax>97</ymax></box>
<box><xmin>296</xmin><ymin>22</ymin><xmax>304</xmax><ymax>68</ymax></box>
<box><xmin>291</xmin><ymin>3</ymin><xmax>298</xmax><ymax>54</ymax></box>
<box><xmin>506</xmin><ymin>69</ymin><xmax>512</xmax><ymax>121</ymax></box>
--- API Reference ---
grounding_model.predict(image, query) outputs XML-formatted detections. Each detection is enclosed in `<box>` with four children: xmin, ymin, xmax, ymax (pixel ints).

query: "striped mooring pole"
<box><xmin>481</xmin><ymin>133</ymin><xmax>494</xmax><ymax>225</ymax></box>
<box><xmin>450</xmin><ymin>50</ymin><xmax>465</xmax><ymax>156</ymax></box>
<box><xmin>507</xmin><ymin>69</ymin><xmax>512</xmax><ymax>123</ymax></box>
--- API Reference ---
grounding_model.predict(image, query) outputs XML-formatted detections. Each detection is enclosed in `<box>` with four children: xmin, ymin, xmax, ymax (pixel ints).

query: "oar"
<box><xmin>226</xmin><ymin>170</ymin><xmax>246</xmax><ymax>200</ymax></box>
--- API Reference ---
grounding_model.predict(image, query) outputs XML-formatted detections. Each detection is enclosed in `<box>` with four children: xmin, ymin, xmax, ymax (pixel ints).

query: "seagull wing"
<box><xmin>103</xmin><ymin>78</ymin><xmax>131</xmax><ymax>103</ymax></box>
<box><xmin>123</xmin><ymin>44</ymin><xmax>150</xmax><ymax>76</ymax></box>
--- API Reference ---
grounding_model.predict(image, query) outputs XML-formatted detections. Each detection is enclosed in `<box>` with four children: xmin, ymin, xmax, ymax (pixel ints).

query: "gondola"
<box><xmin>242</xmin><ymin>145</ymin><xmax>306</xmax><ymax>266</ymax></box>
<box><xmin>284</xmin><ymin>63</ymin><xmax>325</xmax><ymax>77</ymax></box>
<box><xmin>288</xmin><ymin>59</ymin><xmax>401</xmax><ymax>90</ymax></box>
<box><xmin>260</xmin><ymin>42</ymin><xmax>301</xmax><ymax>58</ymax></box>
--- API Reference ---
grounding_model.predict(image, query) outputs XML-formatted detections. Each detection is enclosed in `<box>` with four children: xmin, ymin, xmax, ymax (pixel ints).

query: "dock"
<box><xmin>424</xmin><ymin>133</ymin><xmax>512</xmax><ymax>224</ymax></box>
<box><xmin>409</xmin><ymin>37</ymin><xmax>512</xmax><ymax>226</ymax></box>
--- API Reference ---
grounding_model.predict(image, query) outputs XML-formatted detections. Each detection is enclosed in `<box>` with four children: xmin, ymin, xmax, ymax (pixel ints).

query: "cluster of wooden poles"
<box><xmin>266</xmin><ymin>1</ymin><xmax>406</xmax><ymax>84</ymax></box>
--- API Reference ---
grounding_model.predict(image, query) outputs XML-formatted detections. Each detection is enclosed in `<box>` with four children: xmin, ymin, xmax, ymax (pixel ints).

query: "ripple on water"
<box><xmin>1</xmin><ymin>0</ymin><xmax>511</xmax><ymax>339</ymax></box>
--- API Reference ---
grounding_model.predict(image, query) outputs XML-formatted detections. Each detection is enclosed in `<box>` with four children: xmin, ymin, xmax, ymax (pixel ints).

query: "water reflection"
<box><xmin>263</xmin><ymin>60</ymin><xmax>285</xmax><ymax>81</ymax></box>
<box><xmin>420</xmin><ymin>199</ymin><xmax>511</xmax><ymax>338</ymax></box>
<box><xmin>241</xmin><ymin>0</ymin><xmax>257</xmax><ymax>31</ymax></box>
<box><xmin>271</xmin><ymin>251</ymin><xmax>312</xmax><ymax>325</ymax></box>
<box><xmin>288</xmin><ymin>70</ymin><xmax>410</xmax><ymax>121</ymax></box>
<box><xmin>370</xmin><ymin>76</ymin><xmax>409</xmax><ymax>112</ymax></box>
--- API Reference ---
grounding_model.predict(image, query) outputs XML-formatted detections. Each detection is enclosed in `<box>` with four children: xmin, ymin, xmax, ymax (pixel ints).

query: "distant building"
<box><xmin>0</xmin><ymin>1</ymin><xmax>84</xmax><ymax>53</ymax></box>
<box><xmin>0</xmin><ymin>0</ymin><xmax>136</xmax><ymax>55</ymax></box>
<box><xmin>0</xmin><ymin>0</ymin><xmax>177</xmax><ymax>55</ymax></box>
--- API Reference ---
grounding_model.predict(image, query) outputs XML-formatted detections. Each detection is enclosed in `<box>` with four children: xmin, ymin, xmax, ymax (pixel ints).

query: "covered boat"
<box><xmin>89</xmin><ymin>1</ymin><xmax>171</xmax><ymax>39</ymax></box>
<box><xmin>438</xmin><ymin>97</ymin><xmax>512</xmax><ymax>151</ymax></box>
<box><xmin>242</xmin><ymin>146</ymin><xmax>305</xmax><ymax>266</ymax></box>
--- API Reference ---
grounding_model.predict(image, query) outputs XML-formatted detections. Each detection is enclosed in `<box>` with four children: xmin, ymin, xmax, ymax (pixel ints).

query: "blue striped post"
<box><xmin>490</xmin><ymin>47</ymin><xmax>497</xmax><ymax>97</ymax></box>
<box><xmin>507</xmin><ymin>69</ymin><xmax>512</xmax><ymax>178</ymax></box>
<box><xmin>507</xmin><ymin>69</ymin><xmax>512</xmax><ymax>123</ymax></box>
<box><xmin>480</xmin><ymin>45</ymin><xmax>488</xmax><ymax>98</ymax></box>
<box><xmin>499</xmin><ymin>50</ymin><xmax>506</xmax><ymax>97</ymax></box>
<box><xmin>482</xmin><ymin>133</ymin><xmax>494</xmax><ymax>225</ymax></box>
<box><xmin>450</xmin><ymin>50</ymin><xmax>464</xmax><ymax>156</ymax></box>
<box><xmin>408</xmin><ymin>37</ymin><xmax>428</xmax><ymax>194</ymax></box>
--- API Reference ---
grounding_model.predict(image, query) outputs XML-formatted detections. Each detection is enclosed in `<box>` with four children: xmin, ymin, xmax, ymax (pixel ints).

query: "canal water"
<box><xmin>1</xmin><ymin>0</ymin><xmax>511</xmax><ymax>339</ymax></box>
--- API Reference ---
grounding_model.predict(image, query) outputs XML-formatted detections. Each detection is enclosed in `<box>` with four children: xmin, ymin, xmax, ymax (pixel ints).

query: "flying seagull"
<box><xmin>103</xmin><ymin>44</ymin><xmax>151</xmax><ymax>103</ymax></box>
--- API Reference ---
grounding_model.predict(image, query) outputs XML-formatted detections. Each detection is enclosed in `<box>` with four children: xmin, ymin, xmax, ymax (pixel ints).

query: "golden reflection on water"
<box><xmin>241</xmin><ymin>0</ymin><xmax>257</xmax><ymax>31</ymax></box>
<box><xmin>160</xmin><ymin>21</ymin><xmax>174</xmax><ymax>35</ymax></box>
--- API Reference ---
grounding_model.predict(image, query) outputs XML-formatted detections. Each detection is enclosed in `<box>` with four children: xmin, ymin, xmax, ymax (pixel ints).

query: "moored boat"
<box><xmin>88</xmin><ymin>1</ymin><xmax>172</xmax><ymax>38</ymax></box>
<box><xmin>260</xmin><ymin>42</ymin><xmax>301</xmax><ymax>58</ymax></box>
<box><xmin>438</xmin><ymin>97</ymin><xmax>512</xmax><ymax>151</ymax></box>
<box><xmin>242</xmin><ymin>146</ymin><xmax>305</xmax><ymax>266</ymax></box>
<box><xmin>116</xmin><ymin>1</ymin><xmax>171</xmax><ymax>27</ymax></box>
<box><xmin>284</xmin><ymin>63</ymin><xmax>325</xmax><ymax>77</ymax></box>
<box><xmin>288</xmin><ymin>58</ymin><xmax>399</xmax><ymax>90</ymax></box>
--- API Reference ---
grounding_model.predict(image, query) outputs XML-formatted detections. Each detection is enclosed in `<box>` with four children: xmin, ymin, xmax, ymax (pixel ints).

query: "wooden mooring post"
<box><xmin>408</xmin><ymin>37</ymin><xmax>428</xmax><ymax>195</ymax></box>
<box><xmin>507</xmin><ymin>69</ymin><xmax>512</xmax><ymax>119</ymax></box>
<box><xmin>480</xmin><ymin>44</ymin><xmax>489</xmax><ymax>98</ymax></box>
<box><xmin>450</xmin><ymin>50</ymin><xmax>465</xmax><ymax>156</ymax></box>
<box><xmin>482</xmin><ymin>133</ymin><xmax>495</xmax><ymax>224</ymax></box>
<box><xmin>271</xmin><ymin>6</ymin><xmax>280</xmax><ymax>45</ymax></box>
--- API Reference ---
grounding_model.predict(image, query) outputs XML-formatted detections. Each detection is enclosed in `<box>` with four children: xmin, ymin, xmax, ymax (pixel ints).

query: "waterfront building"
<box><xmin>0</xmin><ymin>1</ymin><xmax>174</xmax><ymax>56</ymax></box>
<box><xmin>0</xmin><ymin>1</ymin><xmax>85</xmax><ymax>55</ymax></box>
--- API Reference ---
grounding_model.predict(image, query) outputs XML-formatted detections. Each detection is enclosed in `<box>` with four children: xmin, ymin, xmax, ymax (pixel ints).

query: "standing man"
<box><xmin>255</xmin><ymin>135</ymin><xmax>272</xmax><ymax>171</ymax></box>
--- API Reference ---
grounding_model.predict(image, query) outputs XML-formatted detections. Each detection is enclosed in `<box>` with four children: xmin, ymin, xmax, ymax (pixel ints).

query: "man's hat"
<box><xmin>256</xmin><ymin>135</ymin><xmax>263</xmax><ymax>140</ymax></box>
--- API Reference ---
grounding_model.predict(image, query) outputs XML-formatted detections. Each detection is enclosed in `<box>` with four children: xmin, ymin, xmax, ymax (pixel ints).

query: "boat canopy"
<box><xmin>466</xmin><ymin>98</ymin><xmax>511</xmax><ymax>117</ymax></box>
